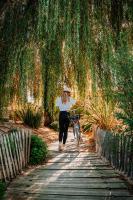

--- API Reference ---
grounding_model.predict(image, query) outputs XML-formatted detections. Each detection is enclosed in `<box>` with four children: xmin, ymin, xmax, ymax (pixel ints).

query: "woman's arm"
<box><xmin>55</xmin><ymin>97</ymin><xmax>60</xmax><ymax>107</ymax></box>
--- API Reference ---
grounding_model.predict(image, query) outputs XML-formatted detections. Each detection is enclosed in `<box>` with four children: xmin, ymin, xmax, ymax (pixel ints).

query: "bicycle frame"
<box><xmin>70</xmin><ymin>113</ymin><xmax>81</xmax><ymax>146</ymax></box>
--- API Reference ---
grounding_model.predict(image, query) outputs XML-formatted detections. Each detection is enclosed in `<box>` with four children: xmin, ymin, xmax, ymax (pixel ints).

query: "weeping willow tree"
<box><xmin>0</xmin><ymin>0</ymin><xmax>133</xmax><ymax>127</ymax></box>
<box><xmin>0</xmin><ymin>0</ymin><xmax>38</xmax><ymax>117</ymax></box>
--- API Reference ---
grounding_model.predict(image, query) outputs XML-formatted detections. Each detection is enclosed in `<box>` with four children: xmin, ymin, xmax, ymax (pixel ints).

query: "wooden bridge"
<box><xmin>3</xmin><ymin>131</ymin><xmax>133</xmax><ymax>200</ymax></box>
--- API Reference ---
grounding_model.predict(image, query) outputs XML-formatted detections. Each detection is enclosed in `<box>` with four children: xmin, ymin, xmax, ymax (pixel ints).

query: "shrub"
<box><xmin>0</xmin><ymin>181</ymin><xmax>6</xmax><ymax>198</ymax></box>
<box><xmin>115</xmin><ymin>112</ymin><xmax>133</xmax><ymax>131</ymax></box>
<box><xmin>82</xmin><ymin>123</ymin><xmax>92</xmax><ymax>133</ymax></box>
<box><xmin>112</xmin><ymin>44</ymin><xmax>133</xmax><ymax>131</ymax></box>
<box><xmin>49</xmin><ymin>121</ymin><xmax>59</xmax><ymax>131</ymax></box>
<box><xmin>15</xmin><ymin>104</ymin><xmax>43</xmax><ymax>128</ymax></box>
<box><xmin>29</xmin><ymin>135</ymin><xmax>48</xmax><ymax>165</ymax></box>
<box><xmin>84</xmin><ymin>96</ymin><xmax>118</xmax><ymax>131</ymax></box>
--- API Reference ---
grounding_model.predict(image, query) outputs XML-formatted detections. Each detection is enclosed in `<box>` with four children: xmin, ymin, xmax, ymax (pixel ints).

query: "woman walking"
<box><xmin>55</xmin><ymin>86</ymin><xmax>76</xmax><ymax>151</ymax></box>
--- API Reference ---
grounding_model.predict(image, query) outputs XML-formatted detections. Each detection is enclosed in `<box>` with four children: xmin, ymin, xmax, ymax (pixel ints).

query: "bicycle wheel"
<box><xmin>74</xmin><ymin>126</ymin><xmax>80</xmax><ymax>146</ymax></box>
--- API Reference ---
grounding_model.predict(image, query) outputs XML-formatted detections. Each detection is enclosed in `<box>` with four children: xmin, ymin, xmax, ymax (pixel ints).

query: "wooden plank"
<box><xmin>0</xmin><ymin>135</ymin><xmax>7</xmax><ymax>181</ymax></box>
<box><xmin>25</xmin><ymin>129</ymin><xmax>28</xmax><ymax>166</ymax></box>
<box><xmin>51</xmin><ymin>155</ymin><xmax>99</xmax><ymax>158</ymax></box>
<box><xmin>17</xmin><ymin>131</ymin><xmax>23</xmax><ymax>170</ymax></box>
<box><xmin>5</xmin><ymin>134</ymin><xmax>16</xmax><ymax>177</ymax></box>
<box><xmin>6</xmin><ymin>188</ymin><xmax>132</xmax><ymax>196</ymax></box>
<box><xmin>46</xmin><ymin>160</ymin><xmax>110</xmax><ymax>164</ymax></box>
<box><xmin>0</xmin><ymin>134</ymin><xmax>10</xmax><ymax>180</ymax></box>
<box><xmin>31</xmin><ymin>171</ymin><xmax>119</xmax><ymax>179</ymax></box>
<box><xmin>27</xmin><ymin>169</ymin><xmax>119</xmax><ymax>177</ymax></box>
<box><xmin>20</xmin><ymin>130</ymin><xmax>25</xmax><ymax>168</ymax></box>
<box><xmin>15</xmin><ymin>131</ymin><xmax>22</xmax><ymax>171</ymax></box>
<box><xmin>12</xmin><ymin>131</ymin><xmax>21</xmax><ymax>172</ymax></box>
<box><xmin>27</xmin><ymin>130</ymin><xmax>31</xmax><ymax>163</ymax></box>
<box><xmin>21</xmin><ymin>129</ymin><xmax>26</xmax><ymax>167</ymax></box>
<box><xmin>10</xmin><ymin>177</ymin><xmax>125</xmax><ymax>185</ymax></box>
<box><xmin>23</xmin><ymin>130</ymin><xmax>26</xmax><ymax>166</ymax></box>
<box><xmin>18</xmin><ymin>174</ymin><xmax>120</xmax><ymax>180</ymax></box>
<box><xmin>47</xmin><ymin>157</ymin><xmax>104</xmax><ymax>162</ymax></box>
<box><xmin>21</xmin><ymin>130</ymin><xmax>25</xmax><ymax>168</ymax></box>
<box><xmin>45</xmin><ymin>162</ymin><xmax>111</xmax><ymax>168</ymax></box>
<box><xmin>47</xmin><ymin>156</ymin><xmax>109</xmax><ymax>161</ymax></box>
<box><xmin>18</xmin><ymin>130</ymin><xmax>24</xmax><ymax>170</ymax></box>
<box><xmin>34</xmin><ymin>167</ymin><xmax>115</xmax><ymax>171</ymax></box>
<box><xmin>49</xmin><ymin>153</ymin><xmax>97</xmax><ymax>157</ymax></box>
<box><xmin>9</xmin><ymin>182</ymin><xmax>128</xmax><ymax>189</ymax></box>
<box><xmin>38</xmin><ymin>166</ymin><xmax>113</xmax><ymax>170</ymax></box>
<box><xmin>10</xmin><ymin>132</ymin><xmax>19</xmax><ymax>174</ymax></box>
<box><xmin>3</xmin><ymin>193</ymin><xmax>133</xmax><ymax>200</ymax></box>
<box><xmin>3</xmin><ymin>134</ymin><xmax>13</xmax><ymax>179</ymax></box>
<box><xmin>127</xmin><ymin>135</ymin><xmax>132</xmax><ymax>177</ymax></box>
<box><xmin>0</xmin><ymin>152</ymin><xmax>3</xmax><ymax>179</ymax></box>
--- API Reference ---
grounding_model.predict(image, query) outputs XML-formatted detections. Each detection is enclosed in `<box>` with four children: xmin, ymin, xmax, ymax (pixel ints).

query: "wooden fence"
<box><xmin>0</xmin><ymin>129</ymin><xmax>31</xmax><ymax>182</ymax></box>
<box><xmin>95</xmin><ymin>127</ymin><xmax>133</xmax><ymax>180</ymax></box>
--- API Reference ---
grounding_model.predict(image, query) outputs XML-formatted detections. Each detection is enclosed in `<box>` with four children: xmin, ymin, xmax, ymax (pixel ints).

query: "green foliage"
<box><xmin>0</xmin><ymin>1</ymin><xmax>37</xmax><ymax>108</ymax></box>
<box><xmin>84</xmin><ymin>95</ymin><xmax>117</xmax><ymax>131</ymax></box>
<box><xmin>82</xmin><ymin>123</ymin><xmax>92</xmax><ymax>133</ymax></box>
<box><xmin>15</xmin><ymin>105</ymin><xmax>43</xmax><ymax>129</ymax></box>
<box><xmin>70</xmin><ymin>102</ymin><xmax>84</xmax><ymax>115</ymax></box>
<box><xmin>49</xmin><ymin>121</ymin><xmax>59</xmax><ymax>131</ymax></box>
<box><xmin>111</xmin><ymin>34</ymin><xmax>133</xmax><ymax>131</ymax></box>
<box><xmin>0</xmin><ymin>181</ymin><xmax>6</xmax><ymax>198</ymax></box>
<box><xmin>116</xmin><ymin>113</ymin><xmax>133</xmax><ymax>132</ymax></box>
<box><xmin>30</xmin><ymin>134</ymin><xmax>48</xmax><ymax>165</ymax></box>
<box><xmin>0</xmin><ymin>1</ymin><xmax>133</xmax><ymax>130</ymax></box>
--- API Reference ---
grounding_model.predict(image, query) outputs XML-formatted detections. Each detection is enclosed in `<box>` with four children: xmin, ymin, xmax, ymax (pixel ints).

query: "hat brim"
<box><xmin>63</xmin><ymin>90</ymin><xmax>71</xmax><ymax>93</ymax></box>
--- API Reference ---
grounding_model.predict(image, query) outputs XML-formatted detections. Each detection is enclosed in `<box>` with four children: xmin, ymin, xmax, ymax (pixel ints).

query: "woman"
<box><xmin>55</xmin><ymin>86</ymin><xmax>76</xmax><ymax>151</ymax></box>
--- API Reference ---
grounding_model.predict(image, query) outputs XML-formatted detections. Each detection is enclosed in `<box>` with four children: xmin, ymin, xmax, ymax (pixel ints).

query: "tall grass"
<box><xmin>15</xmin><ymin>104</ymin><xmax>43</xmax><ymax>129</ymax></box>
<box><xmin>84</xmin><ymin>95</ymin><xmax>118</xmax><ymax>131</ymax></box>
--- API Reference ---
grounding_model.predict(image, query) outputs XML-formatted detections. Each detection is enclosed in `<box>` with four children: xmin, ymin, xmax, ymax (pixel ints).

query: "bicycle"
<box><xmin>69</xmin><ymin>109</ymin><xmax>81</xmax><ymax>147</ymax></box>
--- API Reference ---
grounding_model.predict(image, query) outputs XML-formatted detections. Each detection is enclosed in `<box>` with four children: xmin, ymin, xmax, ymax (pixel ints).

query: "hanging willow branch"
<box><xmin>0</xmin><ymin>0</ymin><xmax>132</xmax><ymax>121</ymax></box>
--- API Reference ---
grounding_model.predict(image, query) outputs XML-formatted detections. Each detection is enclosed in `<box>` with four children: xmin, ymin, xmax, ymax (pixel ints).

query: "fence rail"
<box><xmin>0</xmin><ymin>129</ymin><xmax>31</xmax><ymax>182</ymax></box>
<box><xmin>95</xmin><ymin>127</ymin><xmax>133</xmax><ymax>180</ymax></box>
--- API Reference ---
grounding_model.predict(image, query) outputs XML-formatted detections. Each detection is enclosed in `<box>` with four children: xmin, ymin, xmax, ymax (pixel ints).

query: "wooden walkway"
<box><xmin>3</xmin><ymin>131</ymin><xmax>133</xmax><ymax>200</ymax></box>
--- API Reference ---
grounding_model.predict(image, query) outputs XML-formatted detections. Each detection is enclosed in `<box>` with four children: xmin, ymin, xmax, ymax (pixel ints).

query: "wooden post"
<box><xmin>5</xmin><ymin>134</ymin><xmax>16</xmax><ymax>177</ymax></box>
<box><xmin>0</xmin><ymin>135</ymin><xmax>7</xmax><ymax>181</ymax></box>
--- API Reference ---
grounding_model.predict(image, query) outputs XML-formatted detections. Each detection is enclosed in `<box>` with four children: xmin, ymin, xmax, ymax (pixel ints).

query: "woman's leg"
<box><xmin>63</xmin><ymin>118</ymin><xmax>69</xmax><ymax>144</ymax></box>
<box><xmin>59</xmin><ymin>116</ymin><xmax>64</xmax><ymax>143</ymax></box>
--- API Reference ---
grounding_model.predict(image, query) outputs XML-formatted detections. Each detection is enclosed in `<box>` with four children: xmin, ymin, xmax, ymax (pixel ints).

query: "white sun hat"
<box><xmin>63</xmin><ymin>85</ymin><xmax>71</xmax><ymax>93</ymax></box>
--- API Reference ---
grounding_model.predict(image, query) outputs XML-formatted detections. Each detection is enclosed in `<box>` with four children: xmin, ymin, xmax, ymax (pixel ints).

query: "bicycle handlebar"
<box><xmin>69</xmin><ymin>108</ymin><xmax>79</xmax><ymax>114</ymax></box>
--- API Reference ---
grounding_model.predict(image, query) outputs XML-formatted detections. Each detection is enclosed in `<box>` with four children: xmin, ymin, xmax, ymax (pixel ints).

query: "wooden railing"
<box><xmin>0</xmin><ymin>129</ymin><xmax>31</xmax><ymax>182</ymax></box>
<box><xmin>95</xmin><ymin>127</ymin><xmax>133</xmax><ymax>180</ymax></box>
